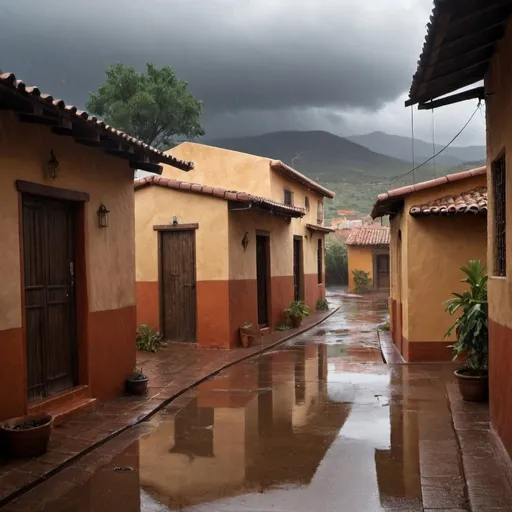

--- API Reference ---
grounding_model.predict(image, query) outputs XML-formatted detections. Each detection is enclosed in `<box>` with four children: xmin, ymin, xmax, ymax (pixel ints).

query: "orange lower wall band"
<box><xmin>489</xmin><ymin>319</ymin><xmax>512</xmax><ymax>460</ymax></box>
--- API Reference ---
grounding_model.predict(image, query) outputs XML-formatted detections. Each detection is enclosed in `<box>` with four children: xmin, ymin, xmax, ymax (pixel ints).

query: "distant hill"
<box><xmin>206</xmin><ymin>130</ymin><xmax>412</xmax><ymax>184</ymax></box>
<box><xmin>203</xmin><ymin>130</ymin><xmax>485</xmax><ymax>219</ymax></box>
<box><xmin>346</xmin><ymin>131</ymin><xmax>485</xmax><ymax>167</ymax></box>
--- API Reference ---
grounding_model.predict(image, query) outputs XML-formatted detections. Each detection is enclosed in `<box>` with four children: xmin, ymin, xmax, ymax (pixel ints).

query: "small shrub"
<box><xmin>378</xmin><ymin>321</ymin><xmax>390</xmax><ymax>332</ymax></box>
<box><xmin>285</xmin><ymin>300</ymin><xmax>311</xmax><ymax>319</ymax></box>
<box><xmin>136</xmin><ymin>324</ymin><xmax>164</xmax><ymax>353</ymax></box>
<box><xmin>316</xmin><ymin>298</ymin><xmax>329</xmax><ymax>311</ymax></box>
<box><xmin>352</xmin><ymin>269</ymin><xmax>372</xmax><ymax>292</ymax></box>
<box><xmin>128</xmin><ymin>367</ymin><xmax>148</xmax><ymax>381</ymax></box>
<box><xmin>275</xmin><ymin>322</ymin><xmax>291</xmax><ymax>331</ymax></box>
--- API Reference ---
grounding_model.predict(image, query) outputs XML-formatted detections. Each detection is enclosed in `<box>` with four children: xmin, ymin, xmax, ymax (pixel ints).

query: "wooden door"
<box><xmin>293</xmin><ymin>237</ymin><xmax>303</xmax><ymax>301</ymax></box>
<box><xmin>256</xmin><ymin>235</ymin><xmax>270</xmax><ymax>327</ymax></box>
<box><xmin>160</xmin><ymin>230</ymin><xmax>197</xmax><ymax>342</ymax></box>
<box><xmin>22</xmin><ymin>196</ymin><xmax>77</xmax><ymax>401</ymax></box>
<box><xmin>376</xmin><ymin>254</ymin><xmax>390</xmax><ymax>289</ymax></box>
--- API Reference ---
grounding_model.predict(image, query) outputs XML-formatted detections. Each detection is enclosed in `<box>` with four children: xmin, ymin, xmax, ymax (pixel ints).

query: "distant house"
<box><xmin>345</xmin><ymin>226</ymin><xmax>390</xmax><ymax>292</ymax></box>
<box><xmin>134</xmin><ymin>143</ymin><xmax>335</xmax><ymax>348</ymax></box>
<box><xmin>371</xmin><ymin>167</ymin><xmax>487</xmax><ymax>362</ymax></box>
<box><xmin>0</xmin><ymin>72</ymin><xmax>192</xmax><ymax>422</ymax></box>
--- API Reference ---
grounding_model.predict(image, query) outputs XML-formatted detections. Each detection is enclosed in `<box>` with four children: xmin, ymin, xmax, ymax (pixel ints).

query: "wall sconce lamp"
<box><xmin>46</xmin><ymin>150</ymin><xmax>60</xmax><ymax>180</ymax></box>
<box><xmin>242</xmin><ymin>232</ymin><xmax>249</xmax><ymax>252</ymax></box>
<box><xmin>97</xmin><ymin>204</ymin><xmax>110</xmax><ymax>228</ymax></box>
<box><xmin>172</xmin><ymin>216</ymin><xmax>178</xmax><ymax>226</ymax></box>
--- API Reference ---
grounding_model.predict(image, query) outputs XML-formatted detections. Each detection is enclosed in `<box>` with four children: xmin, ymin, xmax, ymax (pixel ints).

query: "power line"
<box><xmin>410</xmin><ymin>106</ymin><xmax>415</xmax><ymax>183</ymax></box>
<box><xmin>390</xmin><ymin>102</ymin><xmax>482</xmax><ymax>185</ymax></box>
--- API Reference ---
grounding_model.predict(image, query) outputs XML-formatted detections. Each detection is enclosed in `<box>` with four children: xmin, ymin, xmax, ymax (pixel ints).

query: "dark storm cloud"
<box><xmin>0</xmin><ymin>0</ymin><xmax>431</xmax><ymax>129</ymax></box>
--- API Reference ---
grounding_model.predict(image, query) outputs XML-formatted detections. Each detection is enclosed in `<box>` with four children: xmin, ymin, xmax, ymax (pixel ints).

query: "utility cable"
<box><xmin>390</xmin><ymin>102</ymin><xmax>482</xmax><ymax>185</ymax></box>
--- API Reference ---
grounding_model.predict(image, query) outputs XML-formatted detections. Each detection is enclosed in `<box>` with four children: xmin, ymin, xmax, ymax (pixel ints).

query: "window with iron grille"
<box><xmin>493</xmin><ymin>154</ymin><xmax>506</xmax><ymax>276</ymax></box>
<box><xmin>305</xmin><ymin>196</ymin><xmax>310</xmax><ymax>211</ymax></box>
<box><xmin>317</xmin><ymin>239</ymin><xmax>323</xmax><ymax>284</ymax></box>
<box><xmin>284</xmin><ymin>189</ymin><xmax>293</xmax><ymax>206</ymax></box>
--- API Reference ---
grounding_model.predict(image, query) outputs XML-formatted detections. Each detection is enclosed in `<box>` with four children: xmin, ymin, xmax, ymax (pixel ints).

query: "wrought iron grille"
<box><xmin>284</xmin><ymin>189</ymin><xmax>293</xmax><ymax>206</ymax></box>
<box><xmin>493</xmin><ymin>155</ymin><xmax>506</xmax><ymax>276</ymax></box>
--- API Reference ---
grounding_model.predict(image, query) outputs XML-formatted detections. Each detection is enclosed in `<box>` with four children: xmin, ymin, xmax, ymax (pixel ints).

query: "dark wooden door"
<box><xmin>160</xmin><ymin>230</ymin><xmax>197</xmax><ymax>342</ymax></box>
<box><xmin>22</xmin><ymin>196</ymin><xmax>77</xmax><ymax>401</ymax></box>
<box><xmin>256</xmin><ymin>235</ymin><xmax>270</xmax><ymax>327</ymax></box>
<box><xmin>376</xmin><ymin>254</ymin><xmax>390</xmax><ymax>289</ymax></box>
<box><xmin>293</xmin><ymin>237</ymin><xmax>303</xmax><ymax>301</ymax></box>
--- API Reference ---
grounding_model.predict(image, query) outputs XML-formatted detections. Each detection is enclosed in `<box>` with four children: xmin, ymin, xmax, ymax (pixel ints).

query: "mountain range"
<box><xmin>204</xmin><ymin>130</ymin><xmax>486</xmax><ymax>217</ymax></box>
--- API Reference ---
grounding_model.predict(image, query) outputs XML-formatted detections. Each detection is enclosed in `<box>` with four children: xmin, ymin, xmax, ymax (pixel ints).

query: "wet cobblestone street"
<box><xmin>2</xmin><ymin>289</ymin><xmax>511</xmax><ymax>511</ymax></box>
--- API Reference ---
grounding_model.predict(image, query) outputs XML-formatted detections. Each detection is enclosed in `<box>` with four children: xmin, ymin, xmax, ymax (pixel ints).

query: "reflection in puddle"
<box><xmin>8</xmin><ymin>291</ymin><xmax>427</xmax><ymax>512</ymax></box>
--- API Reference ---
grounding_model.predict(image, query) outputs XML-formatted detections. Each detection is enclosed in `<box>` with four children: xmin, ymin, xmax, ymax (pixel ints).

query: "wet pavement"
<box><xmin>2</xmin><ymin>289</ymin><xmax>512</xmax><ymax>511</ymax></box>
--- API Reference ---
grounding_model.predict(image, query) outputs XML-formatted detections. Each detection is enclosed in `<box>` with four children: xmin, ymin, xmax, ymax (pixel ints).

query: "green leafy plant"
<box><xmin>316</xmin><ymin>298</ymin><xmax>329</xmax><ymax>311</ymax></box>
<box><xmin>444</xmin><ymin>260</ymin><xmax>488</xmax><ymax>372</ymax></box>
<box><xmin>378</xmin><ymin>321</ymin><xmax>390</xmax><ymax>332</ymax></box>
<box><xmin>352</xmin><ymin>269</ymin><xmax>372</xmax><ymax>292</ymax></box>
<box><xmin>325</xmin><ymin>238</ymin><xmax>348</xmax><ymax>285</ymax></box>
<box><xmin>136</xmin><ymin>324</ymin><xmax>164</xmax><ymax>353</ymax></box>
<box><xmin>285</xmin><ymin>300</ymin><xmax>311</xmax><ymax>319</ymax></box>
<box><xmin>275</xmin><ymin>322</ymin><xmax>291</xmax><ymax>331</ymax></box>
<box><xmin>128</xmin><ymin>367</ymin><xmax>148</xmax><ymax>382</ymax></box>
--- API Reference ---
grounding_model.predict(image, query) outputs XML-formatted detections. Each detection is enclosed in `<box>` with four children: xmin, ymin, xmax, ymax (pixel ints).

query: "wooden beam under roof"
<box><xmin>129</xmin><ymin>160</ymin><xmax>163</xmax><ymax>174</ymax></box>
<box><xmin>418</xmin><ymin>86</ymin><xmax>486</xmax><ymax>110</ymax></box>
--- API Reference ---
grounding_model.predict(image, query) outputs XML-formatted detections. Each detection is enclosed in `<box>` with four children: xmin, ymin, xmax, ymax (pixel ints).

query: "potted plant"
<box><xmin>125</xmin><ymin>367</ymin><xmax>149</xmax><ymax>395</ymax></box>
<box><xmin>240</xmin><ymin>322</ymin><xmax>255</xmax><ymax>348</ymax></box>
<box><xmin>1</xmin><ymin>413</ymin><xmax>53</xmax><ymax>458</ymax></box>
<box><xmin>444</xmin><ymin>260</ymin><xmax>488</xmax><ymax>402</ymax></box>
<box><xmin>285</xmin><ymin>300</ymin><xmax>310</xmax><ymax>328</ymax></box>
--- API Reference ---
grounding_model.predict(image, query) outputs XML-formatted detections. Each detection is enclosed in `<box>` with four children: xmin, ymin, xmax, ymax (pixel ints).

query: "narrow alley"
<box><xmin>1</xmin><ymin>291</ymin><xmax>511</xmax><ymax>512</ymax></box>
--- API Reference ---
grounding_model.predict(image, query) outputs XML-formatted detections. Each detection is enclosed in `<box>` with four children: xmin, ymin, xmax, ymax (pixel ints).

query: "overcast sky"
<box><xmin>0</xmin><ymin>0</ymin><xmax>485</xmax><ymax>146</ymax></box>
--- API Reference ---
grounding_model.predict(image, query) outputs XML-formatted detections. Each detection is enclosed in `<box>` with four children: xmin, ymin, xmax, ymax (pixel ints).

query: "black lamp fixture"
<box><xmin>242</xmin><ymin>232</ymin><xmax>249</xmax><ymax>252</ymax></box>
<box><xmin>97</xmin><ymin>204</ymin><xmax>110</xmax><ymax>228</ymax></box>
<box><xmin>173</xmin><ymin>216</ymin><xmax>178</xmax><ymax>225</ymax></box>
<box><xmin>46</xmin><ymin>150</ymin><xmax>60</xmax><ymax>180</ymax></box>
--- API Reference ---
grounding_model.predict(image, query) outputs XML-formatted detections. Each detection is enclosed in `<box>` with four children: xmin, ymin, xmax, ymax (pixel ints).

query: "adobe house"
<box><xmin>371</xmin><ymin>167</ymin><xmax>487</xmax><ymax>362</ymax></box>
<box><xmin>134</xmin><ymin>143</ymin><xmax>335</xmax><ymax>348</ymax></box>
<box><xmin>405</xmin><ymin>0</ymin><xmax>512</xmax><ymax>458</ymax></box>
<box><xmin>345</xmin><ymin>226</ymin><xmax>390</xmax><ymax>292</ymax></box>
<box><xmin>0</xmin><ymin>73</ymin><xmax>192</xmax><ymax>423</ymax></box>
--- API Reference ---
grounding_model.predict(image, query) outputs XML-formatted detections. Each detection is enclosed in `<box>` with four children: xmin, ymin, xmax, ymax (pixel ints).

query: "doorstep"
<box><xmin>0</xmin><ymin>306</ymin><xmax>339</xmax><ymax>508</ymax></box>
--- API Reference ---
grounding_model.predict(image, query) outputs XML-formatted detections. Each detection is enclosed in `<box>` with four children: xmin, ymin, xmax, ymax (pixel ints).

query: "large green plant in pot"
<box><xmin>444</xmin><ymin>260</ymin><xmax>488</xmax><ymax>402</ymax></box>
<box><xmin>285</xmin><ymin>300</ymin><xmax>310</xmax><ymax>328</ymax></box>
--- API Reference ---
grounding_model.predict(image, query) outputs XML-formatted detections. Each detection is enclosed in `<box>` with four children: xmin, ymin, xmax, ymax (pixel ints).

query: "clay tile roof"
<box><xmin>269</xmin><ymin>160</ymin><xmax>335</xmax><ymax>199</ymax></box>
<box><xmin>345</xmin><ymin>226</ymin><xmax>390</xmax><ymax>247</ymax></box>
<box><xmin>133</xmin><ymin>175</ymin><xmax>306</xmax><ymax>218</ymax></box>
<box><xmin>371</xmin><ymin>166</ymin><xmax>487</xmax><ymax>219</ymax></box>
<box><xmin>0</xmin><ymin>72</ymin><xmax>193</xmax><ymax>172</ymax></box>
<box><xmin>409</xmin><ymin>187</ymin><xmax>488</xmax><ymax>217</ymax></box>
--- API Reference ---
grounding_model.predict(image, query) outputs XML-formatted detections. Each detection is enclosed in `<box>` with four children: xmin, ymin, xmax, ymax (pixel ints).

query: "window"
<box><xmin>317</xmin><ymin>201</ymin><xmax>324</xmax><ymax>225</ymax></box>
<box><xmin>284</xmin><ymin>188</ymin><xmax>293</xmax><ymax>206</ymax></box>
<box><xmin>493</xmin><ymin>154</ymin><xmax>506</xmax><ymax>276</ymax></box>
<box><xmin>305</xmin><ymin>196</ymin><xmax>310</xmax><ymax>212</ymax></box>
<box><xmin>317</xmin><ymin>239</ymin><xmax>323</xmax><ymax>284</ymax></box>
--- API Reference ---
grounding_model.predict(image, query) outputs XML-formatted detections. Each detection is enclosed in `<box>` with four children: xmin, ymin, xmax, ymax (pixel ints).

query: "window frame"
<box><xmin>305</xmin><ymin>196</ymin><xmax>310</xmax><ymax>212</ymax></box>
<box><xmin>493</xmin><ymin>154</ymin><xmax>506</xmax><ymax>277</ymax></box>
<box><xmin>284</xmin><ymin>188</ymin><xmax>293</xmax><ymax>206</ymax></box>
<box><xmin>317</xmin><ymin>239</ymin><xmax>323</xmax><ymax>284</ymax></box>
<box><xmin>317</xmin><ymin>201</ymin><xmax>324</xmax><ymax>225</ymax></box>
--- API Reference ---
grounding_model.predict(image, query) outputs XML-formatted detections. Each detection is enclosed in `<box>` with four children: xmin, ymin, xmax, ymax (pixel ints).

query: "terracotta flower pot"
<box><xmin>454</xmin><ymin>369</ymin><xmax>488</xmax><ymax>402</ymax></box>
<box><xmin>1</xmin><ymin>413</ymin><xmax>53</xmax><ymax>458</ymax></box>
<box><xmin>125</xmin><ymin>378</ymin><xmax>149</xmax><ymax>396</ymax></box>
<box><xmin>240</xmin><ymin>330</ymin><xmax>255</xmax><ymax>348</ymax></box>
<box><xmin>290</xmin><ymin>316</ymin><xmax>303</xmax><ymax>328</ymax></box>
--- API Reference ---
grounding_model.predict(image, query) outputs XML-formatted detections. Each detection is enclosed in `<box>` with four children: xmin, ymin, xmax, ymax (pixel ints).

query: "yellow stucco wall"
<box><xmin>389</xmin><ymin>173</ymin><xmax>487</xmax><ymax>343</ymax></box>
<box><xmin>0</xmin><ymin>111</ymin><xmax>136</xmax><ymax>331</ymax></box>
<box><xmin>163</xmin><ymin>143</ymin><xmax>272</xmax><ymax>198</ymax></box>
<box><xmin>135</xmin><ymin>186</ymin><xmax>229</xmax><ymax>282</ymax></box>
<box><xmin>486</xmin><ymin>18</ymin><xmax>512</xmax><ymax>329</ymax></box>
<box><xmin>347</xmin><ymin>246</ymin><xmax>374</xmax><ymax>292</ymax></box>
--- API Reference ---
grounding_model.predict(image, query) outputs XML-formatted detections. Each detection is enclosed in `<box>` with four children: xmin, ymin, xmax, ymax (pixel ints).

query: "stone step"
<box><xmin>28</xmin><ymin>385</ymin><xmax>91</xmax><ymax>415</ymax></box>
<box><xmin>48</xmin><ymin>398</ymin><xmax>98</xmax><ymax>426</ymax></box>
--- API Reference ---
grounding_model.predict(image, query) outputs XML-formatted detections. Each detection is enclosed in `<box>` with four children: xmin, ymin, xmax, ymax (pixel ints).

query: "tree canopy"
<box><xmin>86</xmin><ymin>62</ymin><xmax>204</xmax><ymax>148</ymax></box>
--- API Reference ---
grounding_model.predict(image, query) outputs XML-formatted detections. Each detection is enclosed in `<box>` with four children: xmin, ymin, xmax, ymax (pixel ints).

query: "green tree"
<box><xmin>325</xmin><ymin>237</ymin><xmax>348</xmax><ymax>285</ymax></box>
<box><xmin>86</xmin><ymin>62</ymin><xmax>204</xmax><ymax>148</ymax></box>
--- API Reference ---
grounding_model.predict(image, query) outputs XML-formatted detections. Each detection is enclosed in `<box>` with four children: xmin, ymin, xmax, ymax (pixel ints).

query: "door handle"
<box><xmin>184</xmin><ymin>283</ymin><xmax>195</xmax><ymax>289</ymax></box>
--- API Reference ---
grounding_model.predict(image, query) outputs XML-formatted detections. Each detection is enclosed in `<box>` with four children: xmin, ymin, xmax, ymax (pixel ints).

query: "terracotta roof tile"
<box><xmin>0</xmin><ymin>72</ymin><xmax>193</xmax><ymax>172</ymax></box>
<box><xmin>345</xmin><ymin>226</ymin><xmax>390</xmax><ymax>247</ymax></box>
<box><xmin>270</xmin><ymin>160</ymin><xmax>335</xmax><ymax>199</ymax></box>
<box><xmin>371</xmin><ymin>166</ymin><xmax>486</xmax><ymax>219</ymax></box>
<box><xmin>134</xmin><ymin>175</ymin><xmax>306</xmax><ymax>218</ymax></box>
<box><xmin>410</xmin><ymin>187</ymin><xmax>487</xmax><ymax>217</ymax></box>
